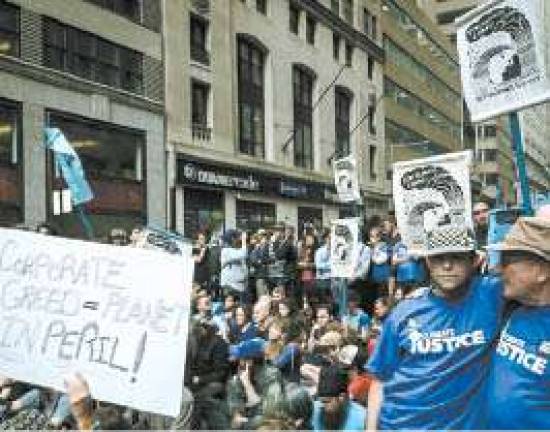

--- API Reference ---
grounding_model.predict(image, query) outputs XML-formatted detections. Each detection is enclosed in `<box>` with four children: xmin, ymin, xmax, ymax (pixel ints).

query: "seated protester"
<box><xmin>392</xmin><ymin>241</ymin><xmax>426</xmax><ymax>298</ymax></box>
<box><xmin>185</xmin><ymin>319</ymin><xmax>230</xmax><ymax>400</ymax></box>
<box><xmin>0</xmin><ymin>382</ymin><xmax>46</xmax><ymax>429</ymax></box>
<box><xmin>301</xmin><ymin>331</ymin><xmax>344</xmax><ymax>396</ymax></box>
<box><xmin>311</xmin><ymin>366</ymin><xmax>367</xmax><ymax>431</ymax></box>
<box><xmin>229</xmin><ymin>304</ymin><xmax>258</xmax><ymax>344</ymax></box>
<box><xmin>342</xmin><ymin>292</ymin><xmax>371</xmax><ymax>339</ymax></box>
<box><xmin>284</xmin><ymin>382</ymin><xmax>314</xmax><ymax>430</ymax></box>
<box><xmin>192</xmin><ymin>293</ymin><xmax>212</xmax><ymax>324</ymax></box>
<box><xmin>265</xmin><ymin>320</ymin><xmax>303</xmax><ymax>383</ymax></box>
<box><xmin>226</xmin><ymin>344</ymin><xmax>285</xmax><ymax>430</ymax></box>
<box><xmin>307</xmin><ymin>304</ymin><xmax>335</xmax><ymax>353</ymax></box>
<box><xmin>337</xmin><ymin>346</ymin><xmax>371</xmax><ymax>405</ymax></box>
<box><xmin>253</xmin><ymin>298</ymin><xmax>274</xmax><ymax>339</ymax></box>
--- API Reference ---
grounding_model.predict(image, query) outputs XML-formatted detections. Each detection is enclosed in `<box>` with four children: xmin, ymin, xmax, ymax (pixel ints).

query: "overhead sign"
<box><xmin>330</xmin><ymin>218</ymin><xmax>359</xmax><ymax>278</ymax></box>
<box><xmin>333</xmin><ymin>155</ymin><xmax>361</xmax><ymax>203</ymax></box>
<box><xmin>0</xmin><ymin>228</ymin><xmax>192</xmax><ymax>417</ymax></box>
<box><xmin>393</xmin><ymin>151</ymin><xmax>473</xmax><ymax>254</ymax></box>
<box><xmin>457</xmin><ymin>0</ymin><xmax>550</xmax><ymax>122</ymax></box>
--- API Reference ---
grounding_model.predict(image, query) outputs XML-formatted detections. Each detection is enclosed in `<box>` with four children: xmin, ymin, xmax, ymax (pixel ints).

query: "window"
<box><xmin>43</xmin><ymin>18</ymin><xmax>143</xmax><ymax>94</ymax></box>
<box><xmin>0</xmin><ymin>1</ymin><xmax>19</xmax><ymax>57</ymax></box>
<box><xmin>437</xmin><ymin>7</ymin><xmax>474</xmax><ymax>25</ymax></box>
<box><xmin>372</xmin><ymin>15</ymin><xmax>377</xmax><ymax>40</ymax></box>
<box><xmin>333</xmin><ymin>33</ymin><xmax>340</xmax><ymax>60</ymax></box>
<box><xmin>190</xmin><ymin>14</ymin><xmax>209</xmax><ymax>65</ymax></box>
<box><xmin>367</xmin><ymin>55</ymin><xmax>374</xmax><ymax>80</ymax></box>
<box><xmin>335</xmin><ymin>88</ymin><xmax>351</xmax><ymax>157</ymax></box>
<box><xmin>368</xmin><ymin>94</ymin><xmax>376</xmax><ymax>135</ymax></box>
<box><xmin>86</xmin><ymin>0</ymin><xmax>141</xmax><ymax>23</ymax></box>
<box><xmin>484</xmin><ymin>125</ymin><xmax>497</xmax><ymax>137</ymax></box>
<box><xmin>0</xmin><ymin>100</ymin><xmax>21</xmax><ymax>225</ymax></box>
<box><xmin>331</xmin><ymin>0</ymin><xmax>339</xmax><ymax>15</ymax></box>
<box><xmin>342</xmin><ymin>0</ymin><xmax>353</xmax><ymax>24</ymax></box>
<box><xmin>293</xmin><ymin>66</ymin><xmax>314</xmax><ymax>169</ymax></box>
<box><xmin>369</xmin><ymin>145</ymin><xmax>377</xmax><ymax>180</ymax></box>
<box><xmin>289</xmin><ymin>4</ymin><xmax>299</xmax><ymax>35</ymax></box>
<box><xmin>364</xmin><ymin>9</ymin><xmax>377</xmax><ymax>40</ymax></box>
<box><xmin>345</xmin><ymin>43</ymin><xmax>353</xmax><ymax>66</ymax></box>
<box><xmin>306</xmin><ymin>16</ymin><xmax>316</xmax><ymax>45</ymax></box>
<box><xmin>484</xmin><ymin>173</ymin><xmax>498</xmax><ymax>186</ymax></box>
<box><xmin>184</xmin><ymin>189</ymin><xmax>224</xmax><ymax>239</ymax></box>
<box><xmin>236</xmin><ymin>200</ymin><xmax>275</xmax><ymax>232</ymax></box>
<box><xmin>484</xmin><ymin>149</ymin><xmax>498</xmax><ymax>162</ymax></box>
<box><xmin>238</xmin><ymin>37</ymin><xmax>265</xmax><ymax>157</ymax></box>
<box><xmin>47</xmin><ymin>112</ymin><xmax>145</xmax><ymax>239</ymax></box>
<box><xmin>256</xmin><ymin>0</ymin><xmax>267</xmax><ymax>15</ymax></box>
<box><xmin>191</xmin><ymin>81</ymin><xmax>210</xmax><ymax>140</ymax></box>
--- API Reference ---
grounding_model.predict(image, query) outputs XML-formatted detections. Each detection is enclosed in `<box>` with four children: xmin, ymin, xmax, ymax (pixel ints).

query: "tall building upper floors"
<box><xmin>165</xmin><ymin>0</ymin><xmax>387</xmax><ymax>237</ymax></box>
<box><xmin>0</xmin><ymin>0</ymin><xmax>165</xmax><ymax>239</ymax></box>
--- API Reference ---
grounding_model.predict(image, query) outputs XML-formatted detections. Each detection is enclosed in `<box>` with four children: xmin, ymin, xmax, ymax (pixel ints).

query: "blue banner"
<box><xmin>44</xmin><ymin>128</ymin><xmax>94</xmax><ymax>206</ymax></box>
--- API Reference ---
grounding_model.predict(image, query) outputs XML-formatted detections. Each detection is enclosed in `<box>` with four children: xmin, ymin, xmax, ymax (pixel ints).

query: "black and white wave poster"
<box><xmin>457</xmin><ymin>0</ymin><xmax>550</xmax><ymax>122</ymax></box>
<box><xmin>333</xmin><ymin>155</ymin><xmax>361</xmax><ymax>203</ymax></box>
<box><xmin>393</xmin><ymin>152</ymin><xmax>473</xmax><ymax>255</ymax></box>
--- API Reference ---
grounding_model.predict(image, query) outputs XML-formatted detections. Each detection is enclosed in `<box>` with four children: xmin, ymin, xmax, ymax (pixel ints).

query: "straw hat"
<box><xmin>492</xmin><ymin>217</ymin><xmax>550</xmax><ymax>262</ymax></box>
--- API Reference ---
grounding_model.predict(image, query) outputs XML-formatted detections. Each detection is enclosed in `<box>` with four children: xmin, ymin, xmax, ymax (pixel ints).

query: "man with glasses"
<box><xmin>366</xmin><ymin>226</ymin><xmax>503</xmax><ymax>430</ymax></box>
<box><xmin>487</xmin><ymin>217</ymin><xmax>550</xmax><ymax>429</ymax></box>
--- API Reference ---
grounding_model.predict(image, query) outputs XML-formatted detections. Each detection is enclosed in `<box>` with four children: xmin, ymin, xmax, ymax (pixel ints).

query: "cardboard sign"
<box><xmin>393</xmin><ymin>151</ymin><xmax>473</xmax><ymax>254</ymax></box>
<box><xmin>457</xmin><ymin>0</ymin><xmax>550</xmax><ymax>122</ymax></box>
<box><xmin>330</xmin><ymin>218</ymin><xmax>359</xmax><ymax>278</ymax></box>
<box><xmin>333</xmin><ymin>156</ymin><xmax>361</xmax><ymax>203</ymax></box>
<box><xmin>0</xmin><ymin>228</ymin><xmax>192</xmax><ymax>417</ymax></box>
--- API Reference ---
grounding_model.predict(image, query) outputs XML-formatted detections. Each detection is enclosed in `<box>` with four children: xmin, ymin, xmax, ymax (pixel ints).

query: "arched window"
<box><xmin>237</xmin><ymin>35</ymin><xmax>266</xmax><ymax>158</ymax></box>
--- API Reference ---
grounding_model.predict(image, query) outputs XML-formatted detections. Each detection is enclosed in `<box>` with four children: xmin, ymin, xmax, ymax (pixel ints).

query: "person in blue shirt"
<box><xmin>487</xmin><ymin>217</ymin><xmax>550</xmax><ymax>430</ymax></box>
<box><xmin>315</xmin><ymin>230</ymin><xmax>332</xmax><ymax>305</ymax></box>
<box><xmin>311</xmin><ymin>366</ymin><xmax>366</xmax><ymax>431</ymax></box>
<box><xmin>392</xmin><ymin>240</ymin><xmax>426</xmax><ymax>299</ymax></box>
<box><xmin>366</xmin><ymin>226</ymin><xmax>504</xmax><ymax>430</ymax></box>
<box><xmin>367</xmin><ymin>227</ymin><xmax>391</xmax><ymax>309</ymax></box>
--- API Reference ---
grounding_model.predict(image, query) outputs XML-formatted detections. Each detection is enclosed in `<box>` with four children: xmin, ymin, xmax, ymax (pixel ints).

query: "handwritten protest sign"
<box><xmin>0</xmin><ymin>228</ymin><xmax>192</xmax><ymax>417</ymax></box>
<box><xmin>330</xmin><ymin>218</ymin><xmax>359</xmax><ymax>278</ymax></box>
<box><xmin>393</xmin><ymin>151</ymin><xmax>473</xmax><ymax>254</ymax></box>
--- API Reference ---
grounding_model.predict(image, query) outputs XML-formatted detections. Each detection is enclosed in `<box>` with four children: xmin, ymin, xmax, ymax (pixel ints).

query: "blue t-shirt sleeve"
<box><xmin>366</xmin><ymin>314</ymin><xmax>401</xmax><ymax>381</ymax></box>
<box><xmin>272</xmin><ymin>344</ymin><xmax>299</xmax><ymax>368</ymax></box>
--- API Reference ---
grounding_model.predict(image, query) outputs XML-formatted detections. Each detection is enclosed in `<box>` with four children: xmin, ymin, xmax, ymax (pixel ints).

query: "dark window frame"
<box><xmin>345</xmin><ymin>43</ymin><xmax>353</xmax><ymax>66</ymax></box>
<box><xmin>0</xmin><ymin>1</ymin><xmax>20</xmax><ymax>57</ymax></box>
<box><xmin>85</xmin><ymin>0</ymin><xmax>143</xmax><ymax>26</ymax></box>
<box><xmin>190</xmin><ymin>13</ymin><xmax>210</xmax><ymax>65</ymax></box>
<box><xmin>367</xmin><ymin>55</ymin><xmax>374</xmax><ymax>80</ymax></box>
<box><xmin>335</xmin><ymin>87</ymin><xmax>352</xmax><ymax>158</ymax></box>
<box><xmin>0</xmin><ymin>98</ymin><xmax>23</xmax><ymax>225</ymax></box>
<box><xmin>43</xmin><ymin>18</ymin><xmax>143</xmax><ymax>94</ymax></box>
<box><xmin>293</xmin><ymin>65</ymin><xmax>314</xmax><ymax>170</ymax></box>
<box><xmin>369</xmin><ymin>145</ymin><xmax>377</xmax><ymax>180</ymax></box>
<box><xmin>237</xmin><ymin>36</ymin><xmax>266</xmax><ymax>158</ymax></box>
<box><xmin>368</xmin><ymin>94</ymin><xmax>377</xmax><ymax>135</ymax></box>
<box><xmin>256</xmin><ymin>0</ymin><xmax>267</xmax><ymax>15</ymax></box>
<box><xmin>333</xmin><ymin>33</ymin><xmax>340</xmax><ymax>60</ymax></box>
<box><xmin>236</xmin><ymin>199</ymin><xmax>276</xmax><ymax>232</ymax></box>
<box><xmin>191</xmin><ymin>80</ymin><xmax>209</xmax><ymax>127</ymax></box>
<box><xmin>306</xmin><ymin>15</ymin><xmax>316</xmax><ymax>45</ymax></box>
<box><xmin>289</xmin><ymin>4</ymin><xmax>300</xmax><ymax>35</ymax></box>
<box><xmin>45</xmin><ymin>110</ymin><xmax>147</xmax><ymax>222</ymax></box>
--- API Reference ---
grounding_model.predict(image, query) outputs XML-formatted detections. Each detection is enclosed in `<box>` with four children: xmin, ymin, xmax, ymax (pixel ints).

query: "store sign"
<box><xmin>178</xmin><ymin>158</ymin><xmax>329</xmax><ymax>202</ymax></box>
<box><xmin>180</xmin><ymin>162</ymin><xmax>260</xmax><ymax>192</ymax></box>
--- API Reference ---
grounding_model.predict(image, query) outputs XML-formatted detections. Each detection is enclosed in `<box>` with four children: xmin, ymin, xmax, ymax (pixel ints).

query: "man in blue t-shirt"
<box><xmin>487</xmin><ymin>217</ymin><xmax>550</xmax><ymax>430</ymax></box>
<box><xmin>366</xmin><ymin>226</ymin><xmax>504</xmax><ymax>430</ymax></box>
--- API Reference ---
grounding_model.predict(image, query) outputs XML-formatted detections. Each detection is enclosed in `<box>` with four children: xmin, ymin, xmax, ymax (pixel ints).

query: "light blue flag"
<box><xmin>44</xmin><ymin>128</ymin><xmax>94</xmax><ymax>205</ymax></box>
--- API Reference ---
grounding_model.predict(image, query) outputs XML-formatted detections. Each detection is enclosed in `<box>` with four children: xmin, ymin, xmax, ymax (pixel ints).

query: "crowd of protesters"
<box><xmin>0</xmin><ymin>202</ymin><xmax>548</xmax><ymax>430</ymax></box>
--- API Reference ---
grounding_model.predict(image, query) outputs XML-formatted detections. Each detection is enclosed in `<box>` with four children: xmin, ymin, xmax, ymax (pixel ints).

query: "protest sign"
<box><xmin>333</xmin><ymin>156</ymin><xmax>361</xmax><ymax>203</ymax></box>
<box><xmin>393</xmin><ymin>151</ymin><xmax>473</xmax><ymax>254</ymax></box>
<box><xmin>457</xmin><ymin>0</ymin><xmax>550</xmax><ymax>122</ymax></box>
<box><xmin>330</xmin><ymin>218</ymin><xmax>359</xmax><ymax>278</ymax></box>
<box><xmin>0</xmin><ymin>228</ymin><xmax>193</xmax><ymax>417</ymax></box>
<box><xmin>133</xmin><ymin>226</ymin><xmax>192</xmax><ymax>257</ymax></box>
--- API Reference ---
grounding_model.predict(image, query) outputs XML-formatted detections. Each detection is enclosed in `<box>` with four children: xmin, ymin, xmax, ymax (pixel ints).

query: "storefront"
<box><xmin>46</xmin><ymin>112</ymin><xmax>146</xmax><ymax>239</ymax></box>
<box><xmin>0</xmin><ymin>99</ymin><xmax>22</xmax><ymax>226</ymax></box>
<box><xmin>175</xmin><ymin>156</ymin><xmax>341</xmax><ymax>239</ymax></box>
